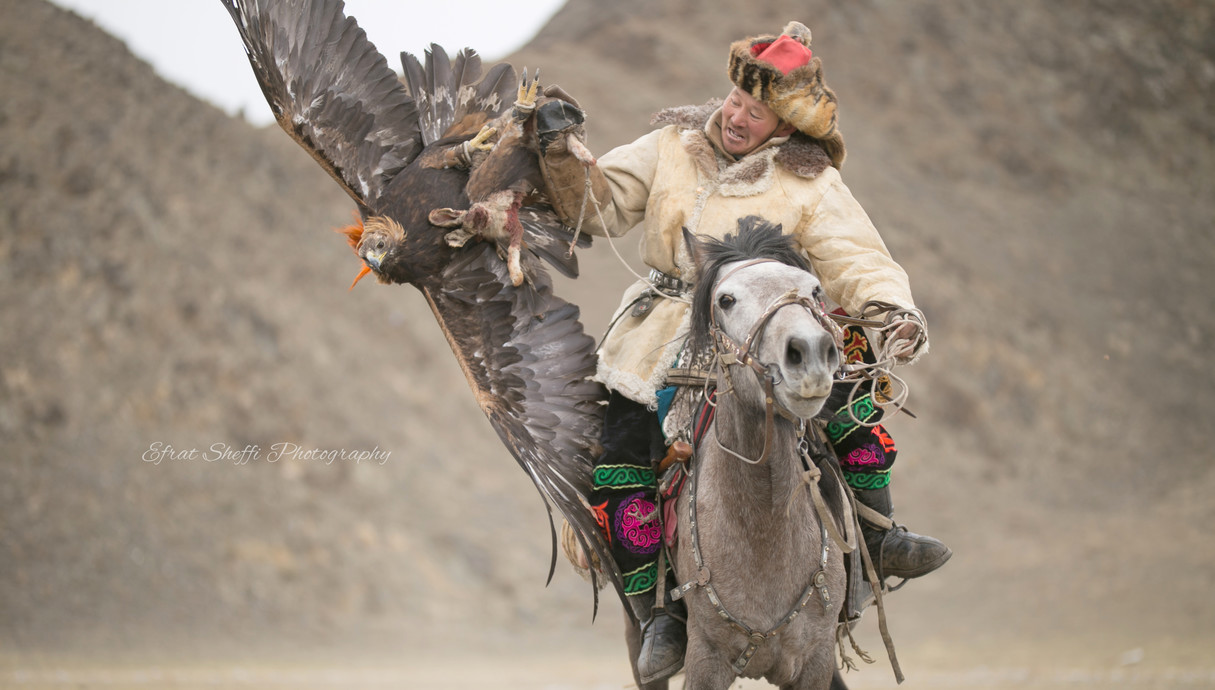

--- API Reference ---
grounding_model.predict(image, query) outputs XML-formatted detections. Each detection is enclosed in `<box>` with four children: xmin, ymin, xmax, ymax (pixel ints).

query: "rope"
<box><xmin>836</xmin><ymin>621</ymin><xmax>875</xmax><ymax>671</ymax></box>
<box><xmin>845</xmin><ymin>480</ymin><xmax>905</xmax><ymax>684</ymax></box>
<box><xmin>830</xmin><ymin>301</ymin><xmax>926</xmax><ymax>425</ymax></box>
<box><xmin>574</xmin><ymin>166</ymin><xmax>692</xmax><ymax>304</ymax></box>
<box><xmin>786</xmin><ymin>464</ymin><xmax>856</xmax><ymax>556</ymax></box>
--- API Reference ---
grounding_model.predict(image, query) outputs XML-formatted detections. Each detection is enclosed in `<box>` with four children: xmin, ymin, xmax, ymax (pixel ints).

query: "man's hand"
<box><xmin>884</xmin><ymin>313</ymin><xmax>928</xmax><ymax>364</ymax></box>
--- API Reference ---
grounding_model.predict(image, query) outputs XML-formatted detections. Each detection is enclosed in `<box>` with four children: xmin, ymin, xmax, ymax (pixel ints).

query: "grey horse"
<box><xmin>625</xmin><ymin>221</ymin><xmax>854</xmax><ymax>689</ymax></box>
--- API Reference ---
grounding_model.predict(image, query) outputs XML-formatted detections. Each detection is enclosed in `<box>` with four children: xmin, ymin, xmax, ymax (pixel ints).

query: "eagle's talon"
<box><xmin>468</xmin><ymin>125</ymin><xmax>497</xmax><ymax>153</ymax></box>
<box><xmin>440</xmin><ymin>125</ymin><xmax>498</xmax><ymax>169</ymax></box>
<box><xmin>513</xmin><ymin>68</ymin><xmax>540</xmax><ymax>121</ymax></box>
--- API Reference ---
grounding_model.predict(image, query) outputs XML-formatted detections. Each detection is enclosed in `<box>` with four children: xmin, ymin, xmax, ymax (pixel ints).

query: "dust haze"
<box><xmin>2</xmin><ymin>0</ymin><xmax>1212</xmax><ymax>687</ymax></box>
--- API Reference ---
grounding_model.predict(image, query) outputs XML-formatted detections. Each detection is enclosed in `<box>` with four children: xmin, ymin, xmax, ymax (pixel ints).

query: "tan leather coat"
<box><xmin>542</xmin><ymin>106</ymin><xmax>917</xmax><ymax>405</ymax></box>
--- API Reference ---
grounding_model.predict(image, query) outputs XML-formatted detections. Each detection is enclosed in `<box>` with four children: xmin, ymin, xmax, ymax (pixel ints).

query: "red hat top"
<box><xmin>726</xmin><ymin>22</ymin><xmax>846</xmax><ymax>168</ymax></box>
<box><xmin>750</xmin><ymin>34</ymin><xmax>814</xmax><ymax>76</ymax></box>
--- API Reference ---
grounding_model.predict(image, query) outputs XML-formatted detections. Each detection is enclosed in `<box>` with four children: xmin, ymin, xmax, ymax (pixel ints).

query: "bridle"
<box><xmin>669</xmin><ymin>259</ymin><xmax>856</xmax><ymax>674</ymax></box>
<box><xmin>706</xmin><ymin>259</ymin><xmax>845</xmax><ymax>465</ymax></box>
<box><xmin>669</xmin><ymin>259</ymin><xmax>908</xmax><ymax>680</ymax></box>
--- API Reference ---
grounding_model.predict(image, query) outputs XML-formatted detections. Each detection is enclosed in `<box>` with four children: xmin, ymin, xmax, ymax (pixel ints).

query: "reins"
<box><xmin>667</xmin><ymin>263</ymin><xmax>852</xmax><ymax>673</ymax></box>
<box><xmin>667</xmin><ymin>261</ymin><xmax>906</xmax><ymax>682</ymax></box>
<box><xmin>832</xmin><ymin>300</ymin><xmax>927</xmax><ymax>425</ymax></box>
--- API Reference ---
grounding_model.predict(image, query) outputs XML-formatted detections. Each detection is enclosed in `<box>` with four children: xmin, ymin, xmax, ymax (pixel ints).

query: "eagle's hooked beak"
<box><xmin>347</xmin><ymin>246</ymin><xmax>383</xmax><ymax>290</ymax></box>
<box><xmin>363</xmin><ymin>249</ymin><xmax>386</xmax><ymax>271</ymax></box>
<box><xmin>349</xmin><ymin>248</ymin><xmax>385</xmax><ymax>291</ymax></box>
<box><xmin>338</xmin><ymin>215</ymin><xmax>404</xmax><ymax>291</ymax></box>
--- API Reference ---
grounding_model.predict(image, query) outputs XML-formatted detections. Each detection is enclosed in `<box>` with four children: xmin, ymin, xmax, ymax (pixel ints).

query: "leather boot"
<box><xmin>855</xmin><ymin>485</ymin><xmax>951</xmax><ymax>579</ymax></box>
<box><xmin>633</xmin><ymin>587</ymin><xmax>687</xmax><ymax>683</ymax></box>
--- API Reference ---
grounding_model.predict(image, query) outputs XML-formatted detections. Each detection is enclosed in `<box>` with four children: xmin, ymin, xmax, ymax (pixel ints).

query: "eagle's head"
<box><xmin>339</xmin><ymin>215</ymin><xmax>408</xmax><ymax>288</ymax></box>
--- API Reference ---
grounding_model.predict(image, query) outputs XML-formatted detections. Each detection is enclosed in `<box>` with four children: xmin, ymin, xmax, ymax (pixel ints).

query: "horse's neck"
<box><xmin>702</xmin><ymin>394</ymin><xmax>811</xmax><ymax>523</ymax></box>
<box><xmin>693</xmin><ymin>395</ymin><xmax>822</xmax><ymax>600</ymax></box>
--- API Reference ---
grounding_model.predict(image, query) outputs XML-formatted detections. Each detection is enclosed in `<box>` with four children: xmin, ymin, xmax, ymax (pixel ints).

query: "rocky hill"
<box><xmin>2</xmin><ymin>0</ymin><xmax>1212</xmax><ymax>682</ymax></box>
<box><xmin>521</xmin><ymin>0</ymin><xmax>1215</xmax><ymax>666</ymax></box>
<box><xmin>0</xmin><ymin>0</ymin><xmax>584</xmax><ymax>655</ymax></box>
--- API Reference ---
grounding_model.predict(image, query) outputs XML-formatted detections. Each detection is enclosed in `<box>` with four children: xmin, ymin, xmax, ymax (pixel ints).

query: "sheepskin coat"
<box><xmin>556</xmin><ymin>102</ymin><xmax>917</xmax><ymax>405</ymax></box>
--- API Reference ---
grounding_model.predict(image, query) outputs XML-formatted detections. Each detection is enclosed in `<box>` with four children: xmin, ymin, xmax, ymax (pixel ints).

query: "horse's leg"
<box><xmin>623</xmin><ymin>609</ymin><xmax>669</xmax><ymax>690</ymax></box>
<box><xmin>781</xmin><ymin>644</ymin><xmax>842</xmax><ymax>690</ymax></box>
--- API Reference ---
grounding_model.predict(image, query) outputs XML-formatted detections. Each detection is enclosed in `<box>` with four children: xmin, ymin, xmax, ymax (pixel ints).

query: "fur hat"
<box><xmin>727</xmin><ymin>21</ymin><xmax>846</xmax><ymax>168</ymax></box>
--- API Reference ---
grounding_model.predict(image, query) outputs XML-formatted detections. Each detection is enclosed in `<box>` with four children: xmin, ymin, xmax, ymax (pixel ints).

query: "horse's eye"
<box><xmin>717</xmin><ymin>294</ymin><xmax>736</xmax><ymax>310</ymax></box>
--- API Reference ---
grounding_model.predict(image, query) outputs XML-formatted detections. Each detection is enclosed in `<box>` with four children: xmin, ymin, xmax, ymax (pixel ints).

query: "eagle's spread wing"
<box><xmin>222</xmin><ymin>0</ymin><xmax>422</xmax><ymax>208</ymax></box>
<box><xmin>402</xmin><ymin>46</ymin><xmax>515</xmax><ymax>148</ymax></box>
<box><xmin>222</xmin><ymin>0</ymin><xmax>621</xmax><ymax>610</ymax></box>
<box><xmin>422</xmin><ymin>244</ymin><xmax>618</xmax><ymax>609</ymax></box>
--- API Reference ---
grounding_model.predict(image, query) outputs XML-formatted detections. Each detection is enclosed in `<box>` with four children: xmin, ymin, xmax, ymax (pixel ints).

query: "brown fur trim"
<box><xmin>680</xmin><ymin>129</ymin><xmax>720</xmax><ymax>181</ymax></box>
<box><xmin>774</xmin><ymin>134</ymin><xmax>836</xmax><ymax>178</ymax></box>
<box><xmin>655</xmin><ymin>100</ymin><xmax>838</xmax><ymax>179</ymax></box>
<box><xmin>725</xmin><ymin>153</ymin><xmax>771</xmax><ymax>186</ymax></box>
<box><xmin>718</xmin><ymin>148</ymin><xmax>778</xmax><ymax>197</ymax></box>
<box><xmin>819</xmin><ymin>132</ymin><xmax>846</xmax><ymax>169</ymax></box>
<box><xmin>728</xmin><ymin>36</ymin><xmax>786</xmax><ymax>103</ymax></box>
<box><xmin>766</xmin><ymin>58</ymin><xmax>839</xmax><ymax>140</ymax></box>
<box><xmin>651</xmin><ymin>99</ymin><xmax>722</xmax><ymax>131</ymax></box>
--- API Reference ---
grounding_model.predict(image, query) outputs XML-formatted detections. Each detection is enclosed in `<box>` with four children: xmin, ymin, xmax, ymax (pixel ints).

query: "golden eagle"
<box><xmin>221</xmin><ymin>0</ymin><xmax>619</xmax><ymax>610</ymax></box>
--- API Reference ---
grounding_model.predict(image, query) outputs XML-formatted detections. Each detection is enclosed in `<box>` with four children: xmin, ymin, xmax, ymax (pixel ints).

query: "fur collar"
<box><xmin>651</xmin><ymin>100</ymin><xmax>834</xmax><ymax>179</ymax></box>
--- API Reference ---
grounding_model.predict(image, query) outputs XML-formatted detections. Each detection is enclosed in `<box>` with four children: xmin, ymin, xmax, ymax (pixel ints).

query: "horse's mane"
<box><xmin>684</xmin><ymin>218</ymin><xmax>851</xmax><ymax>537</ymax></box>
<box><xmin>688</xmin><ymin>216</ymin><xmax>810</xmax><ymax>355</ymax></box>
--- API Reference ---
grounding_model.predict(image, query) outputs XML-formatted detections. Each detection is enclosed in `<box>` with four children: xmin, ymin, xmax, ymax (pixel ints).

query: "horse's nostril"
<box><xmin>786</xmin><ymin>339</ymin><xmax>806</xmax><ymax>367</ymax></box>
<box><xmin>823</xmin><ymin>339</ymin><xmax>839</xmax><ymax>368</ymax></box>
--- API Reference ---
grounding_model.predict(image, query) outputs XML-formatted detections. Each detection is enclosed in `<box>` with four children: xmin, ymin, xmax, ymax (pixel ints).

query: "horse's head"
<box><xmin>689</xmin><ymin>217</ymin><xmax>842</xmax><ymax>420</ymax></box>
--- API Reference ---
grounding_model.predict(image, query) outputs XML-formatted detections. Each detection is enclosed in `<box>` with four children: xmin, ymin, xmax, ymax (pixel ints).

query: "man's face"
<box><xmin>720</xmin><ymin>87</ymin><xmax>789</xmax><ymax>157</ymax></box>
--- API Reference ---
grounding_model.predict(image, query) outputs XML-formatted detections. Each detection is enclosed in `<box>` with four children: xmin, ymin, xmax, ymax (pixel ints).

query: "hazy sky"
<box><xmin>48</xmin><ymin>0</ymin><xmax>565</xmax><ymax>126</ymax></box>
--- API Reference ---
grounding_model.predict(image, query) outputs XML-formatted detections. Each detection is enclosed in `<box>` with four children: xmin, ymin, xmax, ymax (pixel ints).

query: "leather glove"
<box><xmin>535</xmin><ymin>98</ymin><xmax>586</xmax><ymax>155</ymax></box>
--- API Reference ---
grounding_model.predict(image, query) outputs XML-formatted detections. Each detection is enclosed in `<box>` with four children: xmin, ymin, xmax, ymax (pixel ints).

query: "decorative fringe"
<box><xmin>835</xmin><ymin>621</ymin><xmax>875</xmax><ymax>673</ymax></box>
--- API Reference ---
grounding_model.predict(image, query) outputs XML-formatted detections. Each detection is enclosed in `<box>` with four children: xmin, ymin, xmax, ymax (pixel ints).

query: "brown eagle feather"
<box><xmin>222</xmin><ymin>0</ymin><xmax>618</xmax><ymax>614</ymax></box>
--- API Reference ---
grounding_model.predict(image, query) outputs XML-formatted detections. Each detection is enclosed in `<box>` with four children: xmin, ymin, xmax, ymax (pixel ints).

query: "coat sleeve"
<box><xmin>797</xmin><ymin>168</ymin><xmax>917</xmax><ymax>316</ymax></box>
<box><xmin>539</xmin><ymin>128</ymin><xmax>665</xmax><ymax>238</ymax></box>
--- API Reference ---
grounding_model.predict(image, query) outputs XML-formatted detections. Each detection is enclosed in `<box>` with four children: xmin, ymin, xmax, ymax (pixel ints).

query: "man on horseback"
<box><xmin>535</xmin><ymin>21</ymin><xmax>950</xmax><ymax>683</ymax></box>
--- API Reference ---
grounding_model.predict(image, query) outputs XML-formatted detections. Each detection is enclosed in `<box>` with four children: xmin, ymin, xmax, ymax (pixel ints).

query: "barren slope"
<box><xmin>2</xmin><ymin>0</ymin><xmax>1213</xmax><ymax>684</ymax></box>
